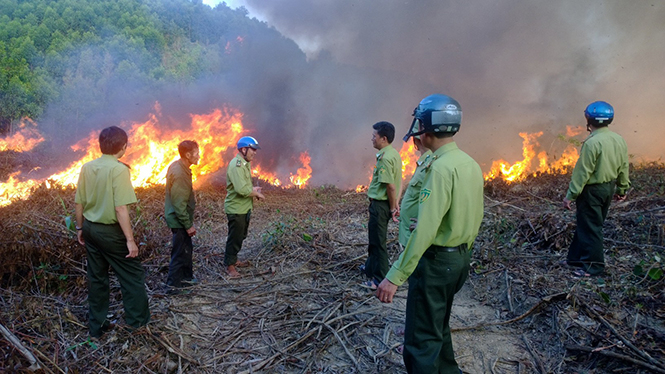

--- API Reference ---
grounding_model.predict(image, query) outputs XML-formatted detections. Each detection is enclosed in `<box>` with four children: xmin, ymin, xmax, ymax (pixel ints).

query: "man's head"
<box><xmin>584</xmin><ymin>101</ymin><xmax>614</xmax><ymax>129</ymax></box>
<box><xmin>178</xmin><ymin>140</ymin><xmax>200</xmax><ymax>166</ymax></box>
<box><xmin>403</xmin><ymin>94</ymin><xmax>462</xmax><ymax>141</ymax></box>
<box><xmin>237</xmin><ymin>136</ymin><xmax>260</xmax><ymax>162</ymax></box>
<box><xmin>371</xmin><ymin>121</ymin><xmax>395</xmax><ymax>150</ymax></box>
<box><xmin>99</xmin><ymin>126</ymin><xmax>128</xmax><ymax>156</ymax></box>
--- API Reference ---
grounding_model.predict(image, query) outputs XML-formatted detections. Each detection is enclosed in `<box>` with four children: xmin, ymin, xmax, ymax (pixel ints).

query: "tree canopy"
<box><xmin>0</xmin><ymin>0</ymin><xmax>261</xmax><ymax>133</ymax></box>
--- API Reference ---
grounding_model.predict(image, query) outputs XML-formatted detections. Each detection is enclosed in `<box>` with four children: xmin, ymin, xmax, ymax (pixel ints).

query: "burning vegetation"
<box><xmin>0</xmin><ymin>124</ymin><xmax>664</xmax><ymax>372</ymax></box>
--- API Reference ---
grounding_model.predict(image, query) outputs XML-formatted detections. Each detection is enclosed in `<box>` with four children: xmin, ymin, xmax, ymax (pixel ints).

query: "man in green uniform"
<box><xmin>75</xmin><ymin>126</ymin><xmax>150</xmax><ymax>338</ymax></box>
<box><xmin>563</xmin><ymin>101</ymin><xmax>630</xmax><ymax>277</ymax></box>
<box><xmin>398</xmin><ymin>135</ymin><xmax>431</xmax><ymax>247</ymax></box>
<box><xmin>165</xmin><ymin>140</ymin><xmax>200</xmax><ymax>293</ymax></box>
<box><xmin>363</xmin><ymin>121</ymin><xmax>402</xmax><ymax>289</ymax></box>
<box><xmin>376</xmin><ymin>94</ymin><xmax>484</xmax><ymax>374</ymax></box>
<box><xmin>224</xmin><ymin>136</ymin><xmax>265</xmax><ymax>278</ymax></box>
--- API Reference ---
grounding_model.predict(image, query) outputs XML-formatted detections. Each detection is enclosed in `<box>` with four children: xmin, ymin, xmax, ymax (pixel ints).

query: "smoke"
<box><xmin>237</xmin><ymin>0</ymin><xmax>665</xmax><ymax>170</ymax></box>
<box><xmin>30</xmin><ymin>0</ymin><xmax>665</xmax><ymax>187</ymax></box>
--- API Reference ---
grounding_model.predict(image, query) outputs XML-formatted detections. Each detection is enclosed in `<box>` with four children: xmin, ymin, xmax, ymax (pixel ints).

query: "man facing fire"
<box><xmin>376</xmin><ymin>94</ymin><xmax>484</xmax><ymax>373</ymax></box>
<box><xmin>224</xmin><ymin>136</ymin><xmax>265</xmax><ymax>277</ymax></box>
<box><xmin>363</xmin><ymin>121</ymin><xmax>402</xmax><ymax>290</ymax></box>
<box><xmin>562</xmin><ymin>101</ymin><xmax>630</xmax><ymax>277</ymax></box>
<box><xmin>398</xmin><ymin>135</ymin><xmax>431</xmax><ymax>247</ymax></box>
<box><xmin>75</xmin><ymin>126</ymin><xmax>150</xmax><ymax>338</ymax></box>
<box><xmin>164</xmin><ymin>140</ymin><xmax>200</xmax><ymax>294</ymax></box>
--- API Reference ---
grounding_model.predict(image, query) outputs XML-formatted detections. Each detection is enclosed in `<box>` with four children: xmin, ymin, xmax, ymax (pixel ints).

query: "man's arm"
<box><xmin>75</xmin><ymin>203</ymin><xmax>84</xmax><ymax>245</ymax></box>
<box><xmin>386</xmin><ymin>182</ymin><xmax>399</xmax><ymax>222</ymax></box>
<box><xmin>115</xmin><ymin>205</ymin><xmax>139</xmax><ymax>258</ymax></box>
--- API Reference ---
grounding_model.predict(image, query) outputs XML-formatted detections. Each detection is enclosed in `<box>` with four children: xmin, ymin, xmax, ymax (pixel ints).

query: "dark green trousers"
<box><xmin>225</xmin><ymin>212</ymin><xmax>250</xmax><ymax>266</ymax></box>
<box><xmin>365</xmin><ymin>199</ymin><xmax>391</xmax><ymax>283</ymax></box>
<box><xmin>403</xmin><ymin>245</ymin><xmax>470</xmax><ymax>374</ymax></box>
<box><xmin>83</xmin><ymin>220</ymin><xmax>150</xmax><ymax>337</ymax></box>
<box><xmin>567</xmin><ymin>182</ymin><xmax>614</xmax><ymax>275</ymax></box>
<box><xmin>167</xmin><ymin>228</ymin><xmax>193</xmax><ymax>288</ymax></box>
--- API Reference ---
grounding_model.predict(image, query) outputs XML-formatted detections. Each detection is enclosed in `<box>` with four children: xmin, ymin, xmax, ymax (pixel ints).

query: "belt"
<box><xmin>423</xmin><ymin>243</ymin><xmax>468</xmax><ymax>258</ymax></box>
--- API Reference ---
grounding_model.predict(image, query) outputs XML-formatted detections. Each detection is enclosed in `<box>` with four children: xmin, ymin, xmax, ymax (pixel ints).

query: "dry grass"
<box><xmin>0</xmin><ymin>160</ymin><xmax>664</xmax><ymax>373</ymax></box>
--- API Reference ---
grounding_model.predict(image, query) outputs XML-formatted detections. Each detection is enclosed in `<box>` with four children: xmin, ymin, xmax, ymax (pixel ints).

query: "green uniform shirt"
<box><xmin>386</xmin><ymin>142</ymin><xmax>484</xmax><ymax>286</ymax></box>
<box><xmin>164</xmin><ymin>158</ymin><xmax>195</xmax><ymax>229</ymax></box>
<box><xmin>367</xmin><ymin>144</ymin><xmax>402</xmax><ymax>201</ymax></box>
<box><xmin>565</xmin><ymin>127</ymin><xmax>630</xmax><ymax>201</ymax></box>
<box><xmin>224</xmin><ymin>154</ymin><xmax>254</xmax><ymax>214</ymax></box>
<box><xmin>74</xmin><ymin>154</ymin><xmax>137</xmax><ymax>224</ymax></box>
<box><xmin>399</xmin><ymin>150</ymin><xmax>432</xmax><ymax>246</ymax></box>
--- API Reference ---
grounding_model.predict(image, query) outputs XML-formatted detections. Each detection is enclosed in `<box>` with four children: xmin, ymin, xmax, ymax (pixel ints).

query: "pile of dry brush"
<box><xmin>0</xmin><ymin>160</ymin><xmax>663</xmax><ymax>373</ymax></box>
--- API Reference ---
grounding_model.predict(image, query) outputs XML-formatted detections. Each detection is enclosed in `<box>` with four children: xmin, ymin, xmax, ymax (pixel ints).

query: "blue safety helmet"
<box><xmin>237</xmin><ymin>136</ymin><xmax>260</xmax><ymax>150</ymax></box>
<box><xmin>584</xmin><ymin>101</ymin><xmax>614</xmax><ymax>126</ymax></box>
<box><xmin>403</xmin><ymin>94</ymin><xmax>462</xmax><ymax>141</ymax></box>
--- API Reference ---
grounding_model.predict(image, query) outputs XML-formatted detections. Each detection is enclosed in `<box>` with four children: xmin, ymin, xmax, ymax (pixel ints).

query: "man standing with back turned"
<box><xmin>165</xmin><ymin>140</ymin><xmax>200</xmax><ymax>293</ymax></box>
<box><xmin>563</xmin><ymin>101</ymin><xmax>630</xmax><ymax>277</ymax></box>
<box><xmin>376</xmin><ymin>94</ymin><xmax>484</xmax><ymax>373</ymax></box>
<box><xmin>363</xmin><ymin>121</ymin><xmax>402</xmax><ymax>290</ymax></box>
<box><xmin>75</xmin><ymin>126</ymin><xmax>150</xmax><ymax>338</ymax></box>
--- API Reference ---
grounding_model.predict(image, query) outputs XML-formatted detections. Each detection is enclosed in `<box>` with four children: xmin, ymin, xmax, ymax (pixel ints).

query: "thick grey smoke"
<box><xmin>31</xmin><ymin>1</ymin><xmax>665</xmax><ymax>188</ymax></box>
<box><xmin>240</xmin><ymin>0</ymin><xmax>665</xmax><ymax>175</ymax></box>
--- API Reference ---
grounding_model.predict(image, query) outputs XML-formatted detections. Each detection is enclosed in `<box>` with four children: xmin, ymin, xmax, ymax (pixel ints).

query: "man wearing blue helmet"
<box><xmin>563</xmin><ymin>101</ymin><xmax>630</xmax><ymax>277</ymax></box>
<box><xmin>376</xmin><ymin>94</ymin><xmax>484</xmax><ymax>374</ymax></box>
<box><xmin>224</xmin><ymin>136</ymin><xmax>265</xmax><ymax>278</ymax></box>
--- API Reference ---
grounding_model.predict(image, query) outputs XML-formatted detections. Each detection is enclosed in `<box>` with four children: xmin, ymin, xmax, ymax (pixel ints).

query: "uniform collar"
<box><xmin>178</xmin><ymin>158</ymin><xmax>192</xmax><ymax>175</ymax></box>
<box><xmin>432</xmin><ymin>142</ymin><xmax>458</xmax><ymax>158</ymax></box>
<box><xmin>235</xmin><ymin>153</ymin><xmax>249</xmax><ymax>166</ymax></box>
<box><xmin>101</xmin><ymin>154</ymin><xmax>119</xmax><ymax>162</ymax></box>
<box><xmin>376</xmin><ymin>144</ymin><xmax>394</xmax><ymax>159</ymax></box>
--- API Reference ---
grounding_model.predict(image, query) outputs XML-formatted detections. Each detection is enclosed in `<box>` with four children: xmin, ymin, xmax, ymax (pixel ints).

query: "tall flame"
<box><xmin>484</xmin><ymin>127</ymin><xmax>583</xmax><ymax>182</ymax></box>
<box><xmin>289</xmin><ymin>152</ymin><xmax>312</xmax><ymax>189</ymax></box>
<box><xmin>0</xmin><ymin>119</ymin><xmax>45</xmax><ymax>152</ymax></box>
<box><xmin>1</xmin><ymin>105</ymin><xmax>246</xmax><ymax>206</ymax></box>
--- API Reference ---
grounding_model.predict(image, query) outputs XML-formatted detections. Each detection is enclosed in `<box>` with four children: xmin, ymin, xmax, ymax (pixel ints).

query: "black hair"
<box><xmin>99</xmin><ymin>126</ymin><xmax>128</xmax><ymax>155</ymax></box>
<box><xmin>430</xmin><ymin>131</ymin><xmax>456</xmax><ymax>139</ymax></box>
<box><xmin>372</xmin><ymin>121</ymin><xmax>395</xmax><ymax>144</ymax></box>
<box><xmin>178</xmin><ymin>140</ymin><xmax>199</xmax><ymax>158</ymax></box>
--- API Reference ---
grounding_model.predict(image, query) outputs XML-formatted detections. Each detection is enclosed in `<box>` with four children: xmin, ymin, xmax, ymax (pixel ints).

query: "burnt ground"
<box><xmin>0</xmin><ymin>162</ymin><xmax>664</xmax><ymax>373</ymax></box>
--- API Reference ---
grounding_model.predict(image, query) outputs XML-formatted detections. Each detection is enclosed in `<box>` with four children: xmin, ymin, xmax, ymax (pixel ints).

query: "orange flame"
<box><xmin>252</xmin><ymin>165</ymin><xmax>282</xmax><ymax>187</ymax></box>
<box><xmin>0</xmin><ymin>105</ymin><xmax>246</xmax><ymax>206</ymax></box>
<box><xmin>289</xmin><ymin>152</ymin><xmax>312</xmax><ymax>189</ymax></box>
<box><xmin>484</xmin><ymin>129</ymin><xmax>582</xmax><ymax>182</ymax></box>
<box><xmin>399</xmin><ymin>141</ymin><xmax>419</xmax><ymax>181</ymax></box>
<box><xmin>0</xmin><ymin>119</ymin><xmax>45</xmax><ymax>152</ymax></box>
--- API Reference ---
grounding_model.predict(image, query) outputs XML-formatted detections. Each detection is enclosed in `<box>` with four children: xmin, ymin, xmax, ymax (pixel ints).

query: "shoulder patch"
<box><xmin>419</xmin><ymin>188</ymin><xmax>431</xmax><ymax>204</ymax></box>
<box><xmin>236</xmin><ymin>159</ymin><xmax>242</xmax><ymax>167</ymax></box>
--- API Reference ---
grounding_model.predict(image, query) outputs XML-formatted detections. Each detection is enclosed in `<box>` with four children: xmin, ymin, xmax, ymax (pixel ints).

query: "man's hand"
<box><xmin>390</xmin><ymin>207</ymin><xmax>400</xmax><ymax>223</ymax></box>
<box><xmin>186</xmin><ymin>226</ymin><xmax>197</xmax><ymax>237</ymax></box>
<box><xmin>614</xmin><ymin>194</ymin><xmax>627</xmax><ymax>202</ymax></box>
<box><xmin>126</xmin><ymin>240</ymin><xmax>139</xmax><ymax>258</ymax></box>
<box><xmin>563</xmin><ymin>198</ymin><xmax>573</xmax><ymax>211</ymax></box>
<box><xmin>376</xmin><ymin>278</ymin><xmax>398</xmax><ymax>303</ymax></box>
<box><xmin>77</xmin><ymin>230</ymin><xmax>85</xmax><ymax>245</ymax></box>
<box><xmin>409</xmin><ymin>218</ymin><xmax>418</xmax><ymax>231</ymax></box>
<box><xmin>252</xmin><ymin>186</ymin><xmax>266</xmax><ymax>201</ymax></box>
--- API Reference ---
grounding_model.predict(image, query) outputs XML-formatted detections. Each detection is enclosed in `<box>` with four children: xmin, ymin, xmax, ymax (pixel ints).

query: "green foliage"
<box><xmin>0</xmin><ymin>0</ymin><xmax>259</xmax><ymax>129</ymax></box>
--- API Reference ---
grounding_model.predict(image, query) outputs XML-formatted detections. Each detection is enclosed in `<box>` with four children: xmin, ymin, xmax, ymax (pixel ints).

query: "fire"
<box><xmin>399</xmin><ymin>141</ymin><xmax>419</xmax><ymax>181</ymax></box>
<box><xmin>484</xmin><ymin>128</ymin><xmax>583</xmax><ymax>182</ymax></box>
<box><xmin>252</xmin><ymin>165</ymin><xmax>282</xmax><ymax>187</ymax></box>
<box><xmin>289</xmin><ymin>152</ymin><xmax>312</xmax><ymax>189</ymax></box>
<box><xmin>0</xmin><ymin>119</ymin><xmax>45</xmax><ymax>152</ymax></box>
<box><xmin>0</xmin><ymin>105</ymin><xmax>246</xmax><ymax>206</ymax></box>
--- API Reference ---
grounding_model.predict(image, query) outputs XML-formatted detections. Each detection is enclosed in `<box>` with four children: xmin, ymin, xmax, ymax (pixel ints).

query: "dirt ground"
<box><xmin>1</xmin><ymin>166</ymin><xmax>664</xmax><ymax>373</ymax></box>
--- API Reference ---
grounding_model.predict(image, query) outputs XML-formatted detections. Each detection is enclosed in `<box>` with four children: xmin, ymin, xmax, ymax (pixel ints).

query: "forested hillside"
<box><xmin>0</xmin><ymin>0</ymin><xmax>267</xmax><ymax>134</ymax></box>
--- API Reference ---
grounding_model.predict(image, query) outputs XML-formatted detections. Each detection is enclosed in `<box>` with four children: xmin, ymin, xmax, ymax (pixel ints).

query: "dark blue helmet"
<box><xmin>237</xmin><ymin>136</ymin><xmax>260</xmax><ymax>150</ymax></box>
<box><xmin>584</xmin><ymin>101</ymin><xmax>614</xmax><ymax>126</ymax></box>
<box><xmin>403</xmin><ymin>94</ymin><xmax>462</xmax><ymax>141</ymax></box>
